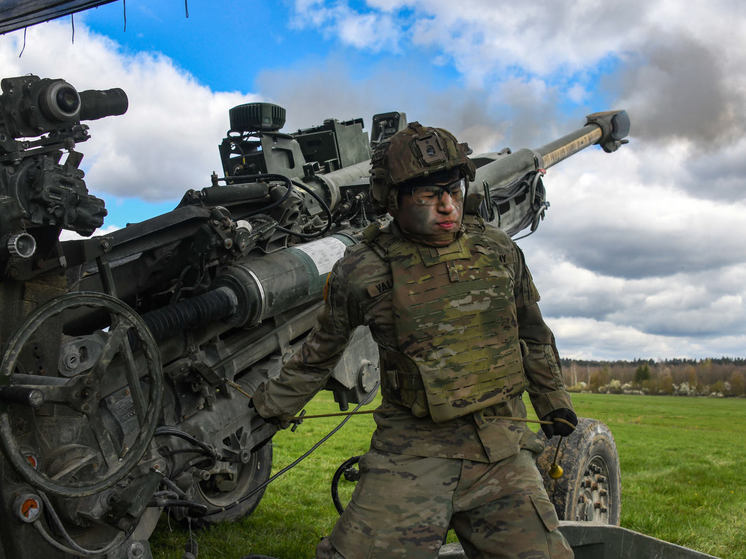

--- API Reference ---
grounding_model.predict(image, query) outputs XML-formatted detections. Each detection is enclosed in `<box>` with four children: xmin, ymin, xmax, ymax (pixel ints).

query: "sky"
<box><xmin>1</xmin><ymin>0</ymin><xmax>745</xmax><ymax>361</ymax></box>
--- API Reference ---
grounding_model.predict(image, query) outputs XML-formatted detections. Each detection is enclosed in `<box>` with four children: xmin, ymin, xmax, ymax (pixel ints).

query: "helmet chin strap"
<box><xmin>402</xmin><ymin>228</ymin><xmax>460</xmax><ymax>247</ymax></box>
<box><xmin>386</xmin><ymin>190</ymin><xmax>399</xmax><ymax>213</ymax></box>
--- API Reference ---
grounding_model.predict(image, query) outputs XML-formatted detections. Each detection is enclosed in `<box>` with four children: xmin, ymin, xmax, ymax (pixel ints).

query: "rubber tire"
<box><xmin>537</xmin><ymin>417</ymin><xmax>621</xmax><ymax>525</ymax></box>
<box><xmin>188</xmin><ymin>441</ymin><xmax>273</xmax><ymax>527</ymax></box>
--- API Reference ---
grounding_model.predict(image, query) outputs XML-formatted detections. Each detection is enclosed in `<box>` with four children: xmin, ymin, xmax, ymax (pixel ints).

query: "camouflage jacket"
<box><xmin>252</xmin><ymin>218</ymin><xmax>574</xmax><ymax>462</ymax></box>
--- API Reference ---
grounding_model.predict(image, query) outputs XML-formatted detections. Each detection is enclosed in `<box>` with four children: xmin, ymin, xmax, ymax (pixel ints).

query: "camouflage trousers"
<box><xmin>317</xmin><ymin>448</ymin><xmax>572</xmax><ymax>559</ymax></box>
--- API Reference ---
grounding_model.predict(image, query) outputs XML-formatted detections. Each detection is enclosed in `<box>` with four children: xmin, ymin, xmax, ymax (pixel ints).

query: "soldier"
<box><xmin>251</xmin><ymin>122</ymin><xmax>577</xmax><ymax>559</ymax></box>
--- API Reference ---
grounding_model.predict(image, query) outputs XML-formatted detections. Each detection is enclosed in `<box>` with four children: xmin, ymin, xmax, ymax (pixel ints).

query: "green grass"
<box><xmin>151</xmin><ymin>393</ymin><xmax>746</xmax><ymax>559</ymax></box>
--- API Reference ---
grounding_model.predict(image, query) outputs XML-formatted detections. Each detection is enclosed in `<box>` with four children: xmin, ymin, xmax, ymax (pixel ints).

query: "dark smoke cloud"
<box><xmin>254</xmin><ymin>56</ymin><xmax>570</xmax><ymax>154</ymax></box>
<box><xmin>544</xmin><ymin>226</ymin><xmax>745</xmax><ymax>279</ymax></box>
<box><xmin>611</xmin><ymin>32</ymin><xmax>745</xmax><ymax>147</ymax></box>
<box><xmin>683</xmin><ymin>141</ymin><xmax>746</xmax><ymax>202</ymax></box>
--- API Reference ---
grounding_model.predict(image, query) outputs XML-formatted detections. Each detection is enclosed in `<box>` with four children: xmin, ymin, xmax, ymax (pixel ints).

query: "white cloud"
<box><xmin>519</xmin><ymin>138</ymin><xmax>746</xmax><ymax>356</ymax></box>
<box><xmin>293</xmin><ymin>1</ymin><xmax>746</xmax><ymax>89</ymax></box>
<box><xmin>59</xmin><ymin>225</ymin><xmax>121</xmax><ymax>241</ymax></box>
<box><xmin>545</xmin><ymin>316</ymin><xmax>742</xmax><ymax>361</ymax></box>
<box><xmin>291</xmin><ymin>0</ymin><xmax>402</xmax><ymax>52</ymax></box>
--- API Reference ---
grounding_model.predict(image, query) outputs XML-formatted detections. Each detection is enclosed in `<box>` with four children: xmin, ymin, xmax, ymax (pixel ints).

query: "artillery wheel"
<box><xmin>0</xmin><ymin>292</ymin><xmax>163</xmax><ymax>498</ymax></box>
<box><xmin>537</xmin><ymin>417</ymin><xmax>621</xmax><ymax>525</ymax></box>
<box><xmin>188</xmin><ymin>440</ymin><xmax>272</xmax><ymax>527</ymax></box>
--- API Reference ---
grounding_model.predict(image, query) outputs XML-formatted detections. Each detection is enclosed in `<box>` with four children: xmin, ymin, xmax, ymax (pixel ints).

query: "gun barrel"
<box><xmin>469</xmin><ymin>109</ymin><xmax>629</xmax><ymax>236</ymax></box>
<box><xmin>538</xmin><ymin>109</ymin><xmax>630</xmax><ymax>168</ymax></box>
<box><xmin>537</xmin><ymin>124</ymin><xmax>603</xmax><ymax>169</ymax></box>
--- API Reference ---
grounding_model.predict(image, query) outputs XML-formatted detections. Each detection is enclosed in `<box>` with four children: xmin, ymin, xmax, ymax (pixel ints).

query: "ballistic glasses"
<box><xmin>406</xmin><ymin>177</ymin><xmax>466</xmax><ymax>206</ymax></box>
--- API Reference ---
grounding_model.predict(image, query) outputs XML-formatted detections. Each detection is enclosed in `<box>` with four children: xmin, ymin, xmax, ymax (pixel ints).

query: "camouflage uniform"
<box><xmin>253</xmin><ymin>214</ymin><xmax>574</xmax><ymax>558</ymax></box>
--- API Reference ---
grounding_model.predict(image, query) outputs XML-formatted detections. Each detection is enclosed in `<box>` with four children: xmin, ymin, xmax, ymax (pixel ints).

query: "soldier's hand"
<box><xmin>541</xmin><ymin>408</ymin><xmax>578</xmax><ymax>438</ymax></box>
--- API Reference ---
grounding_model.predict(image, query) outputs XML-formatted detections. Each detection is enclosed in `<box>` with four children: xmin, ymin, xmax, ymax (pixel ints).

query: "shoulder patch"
<box><xmin>366</xmin><ymin>278</ymin><xmax>393</xmax><ymax>297</ymax></box>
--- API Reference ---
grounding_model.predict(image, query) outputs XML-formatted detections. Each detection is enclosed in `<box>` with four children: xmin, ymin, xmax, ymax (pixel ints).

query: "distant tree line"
<box><xmin>560</xmin><ymin>358</ymin><xmax>746</xmax><ymax>397</ymax></box>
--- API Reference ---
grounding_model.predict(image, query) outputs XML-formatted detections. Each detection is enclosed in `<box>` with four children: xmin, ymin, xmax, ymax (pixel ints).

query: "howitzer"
<box><xmin>0</xmin><ymin>74</ymin><xmax>629</xmax><ymax>559</ymax></box>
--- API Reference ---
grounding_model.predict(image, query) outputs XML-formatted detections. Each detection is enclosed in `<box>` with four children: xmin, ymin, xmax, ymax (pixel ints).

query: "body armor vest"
<box><xmin>368</xmin><ymin>228</ymin><xmax>527</xmax><ymax>422</ymax></box>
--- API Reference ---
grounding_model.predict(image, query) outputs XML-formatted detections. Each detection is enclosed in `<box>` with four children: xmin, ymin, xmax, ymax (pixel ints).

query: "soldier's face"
<box><xmin>396</xmin><ymin>181</ymin><xmax>464</xmax><ymax>244</ymax></box>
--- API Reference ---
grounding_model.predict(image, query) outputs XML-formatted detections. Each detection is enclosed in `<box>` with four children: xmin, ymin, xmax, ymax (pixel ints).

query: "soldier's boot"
<box><xmin>316</xmin><ymin>537</ymin><xmax>346</xmax><ymax>559</ymax></box>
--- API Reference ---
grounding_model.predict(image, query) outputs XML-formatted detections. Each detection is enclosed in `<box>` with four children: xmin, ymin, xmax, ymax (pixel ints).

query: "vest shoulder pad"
<box><xmin>362</xmin><ymin>223</ymin><xmax>396</xmax><ymax>261</ymax></box>
<box><xmin>339</xmin><ymin>242</ymin><xmax>392</xmax><ymax>299</ymax></box>
<box><xmin>476</xmin><ymin>222</ymin><xmax>516</xmax><ymax>251</ymax></box>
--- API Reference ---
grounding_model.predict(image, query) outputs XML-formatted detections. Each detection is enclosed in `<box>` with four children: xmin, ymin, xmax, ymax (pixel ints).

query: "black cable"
<box><xmin>274</xmin><ymin>224</ymin><xmax>328</xmax><ymax>240</ymax></box>
<box><xmin>172</xmin><ymin>456</ymin><xmax>215</xmax><ymax>480</ymax></box>
<box><xmin>513</xmin><ymin>172</ymin><xmax>548</xmax><ymax>240</ymax></box>
<box><xmin>222</xmin><ymin>174</ymin><xmax>294</xmax><ymax>218</ymax></box>
<box><xmin>161</xmin><ymin>448</ymin><xmax>213</xmax><ymax>458</ymax></box>
<box><xmin>35</xmin><ymin>491</ymin><xmax>128</xmax><ymax>556</ymax></box>
<box><xmin>331</xmin><ymin>455</ymin><xmax>361</xmax><ymax>514</ymax></box>
<box><xmin>291</xmin><ymin>180</ymin><xmax>333</xmax><ymax>226</ymax></box>
<box><xmin>196</xmin><ymin>397</ymin><xmax>372</xmax><ymax>518</ymax></box>
<box><xmin>154</xmin><ymin>426</ymin><xmax>219</xmax><ymax>459</ymax></box>
<box><xmin>154</xmin><ymin>427</ymin><xmax>220</xmax><ymax>478</ymax></box>
<box><xmin>156</xmin><ymin>499</ymin><xmax>208</xmax><ymax>516</ymax></box>
<box><xmin>153</xmin><ymin>490</ymin><xmax>181</xmax><ymax>500</ymax></box>
<box><xmin>271</xmin><ymin>179</ymin><xmax>332</xmax><ymax>240</ymax></box>
<box><xmin>160</xmin><ymin>475</ymin><xmax>188</xmax><ymax>498</ymax></box>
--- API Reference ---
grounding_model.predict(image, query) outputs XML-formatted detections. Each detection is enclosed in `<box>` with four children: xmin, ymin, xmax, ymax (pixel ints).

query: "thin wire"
<box><xmin>292</xmin><ymin>409</ymin><xmax>557</xmax><ymax>425</ymax></box>
<box><xmin>513</xmin><ymin>229</ymin><xmax>537</xmax><ymax>242</ymax></box>
<box><xmin>272</xmin><ymin>179</ymin><xmax>332</xmax><ymax>239</ymax></box>
<box><xmin>35</xmin><ymin>491</ymin><xmax>126</xmax><ymax>556</ymax></box>
<box><xmin>34</xmin><ymin>522</ymin><xmax>87</xmax><ymax>555</ymax></box>
<box><xmin>226</xmin><ymin>379</ymin><xmax>252</xmax><ymax>399</ymax></box>
<box><xmin>71</xmin><ymin>13</ymin><xmax>75</xmax><ymax>44</ymax></box>
<box><xmin>552</xmin><ymin>436</ymin><xmax>564</xmax><ymax>465</ymax></box>
<box><xmin>123</xmin><ymin>0</ymin><xmax>127</xmax><ymax>31</ymax></box>
<box><xmin>185</xmin><ymin>0</ymin><xmax>190</xmax><ymax>18</ymax></box>
<box><xmin>198</xmin><ymin>387</ymin><xmax>379</xmax><ymax>517</ymax></box>
<box><xmin>18</xmin><ymin>27</ymin><xmax>27</xmax><ymax>57</ymax></box>
<box><xmin>154</xmin><ymin>426</ymin><xmax>218</xmax><ymax>459</ymax></box>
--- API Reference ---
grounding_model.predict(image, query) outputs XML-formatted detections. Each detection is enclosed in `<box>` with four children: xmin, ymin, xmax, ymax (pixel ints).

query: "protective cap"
<box><xmin>370</xmin><ymin>122</ymin><xmax>476</xmax><ymax>206</ymax></box>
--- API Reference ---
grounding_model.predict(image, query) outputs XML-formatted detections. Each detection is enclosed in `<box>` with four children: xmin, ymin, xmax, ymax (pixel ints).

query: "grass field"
<box><xmin>151</xmin><ymin>393</ymin><xmax>746</xmax><ymax>559</ymax></box>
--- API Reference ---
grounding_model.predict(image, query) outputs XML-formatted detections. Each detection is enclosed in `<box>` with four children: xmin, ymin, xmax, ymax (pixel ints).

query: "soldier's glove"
<box><xmin>541</xmin><ymin>408</ymin><xmax>578</xmax><ymax>438</ymax></box>
<box><xmin>248</xmin><ymin>398</ymin><xmax>292</xmax><ymax>430</ymax></box>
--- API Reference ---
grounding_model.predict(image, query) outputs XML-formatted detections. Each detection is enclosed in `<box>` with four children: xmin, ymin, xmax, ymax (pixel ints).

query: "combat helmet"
<box><xmin>370</xmin><ymin>122</ymin><xmax>476</xmax><ymax>208</ymax></box>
